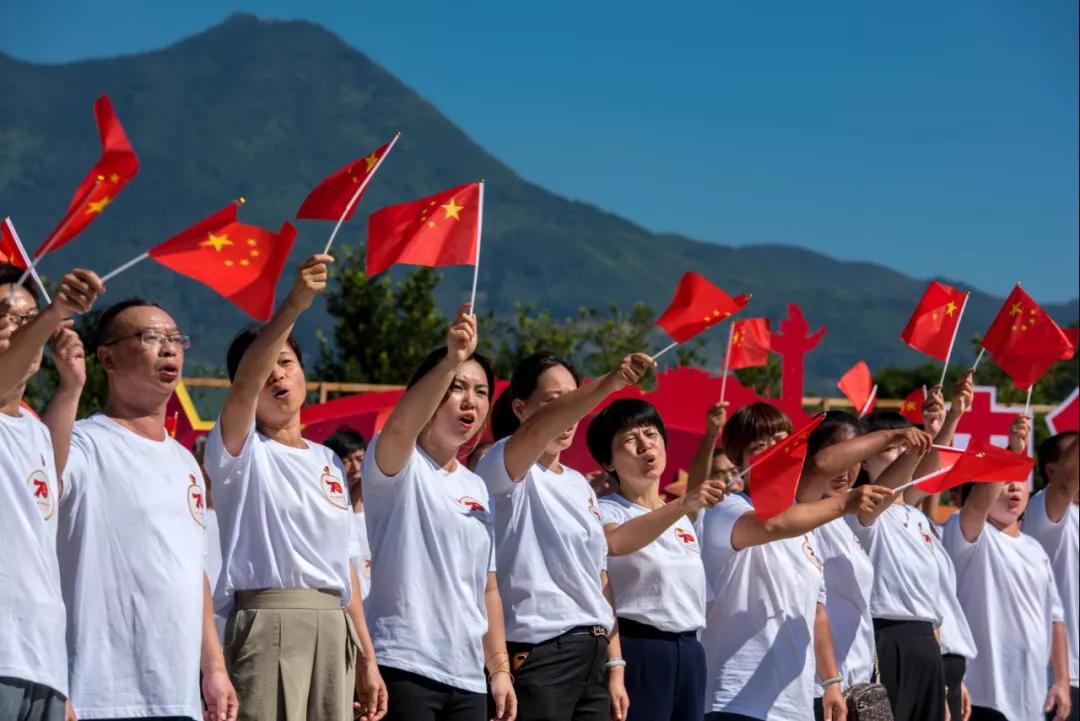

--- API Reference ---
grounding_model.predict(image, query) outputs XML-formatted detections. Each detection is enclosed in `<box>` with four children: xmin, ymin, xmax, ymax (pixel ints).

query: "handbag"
<box><xmin>842</xmin><ymin>653</ymin><xmax>893</xmax><ymax>721</ymax></box>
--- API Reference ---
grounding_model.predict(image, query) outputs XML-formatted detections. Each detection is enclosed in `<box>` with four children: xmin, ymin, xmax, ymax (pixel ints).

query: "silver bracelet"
<box><xmin>821</xmin><ymin>675</ymin><xmax>843</xmax><ymax>687</ymax></box>
<box><xmin>605</xmin><ymin>657</ymin><xmax>627</xmax><ymax>670</ymax></box>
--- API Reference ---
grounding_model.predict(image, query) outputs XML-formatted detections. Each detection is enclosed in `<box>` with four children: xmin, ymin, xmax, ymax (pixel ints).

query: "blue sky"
<box><xmin>3</xmin><ymin>0</ymin><xmax>1078</xmax><ymax>301</ymax></box>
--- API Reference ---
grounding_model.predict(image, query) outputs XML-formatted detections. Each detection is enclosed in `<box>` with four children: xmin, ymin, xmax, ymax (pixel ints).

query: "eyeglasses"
<box><xmin>0</xmin><ymin>310</ymin><xmax>39</xmax><ymax>329</ymax></box>
<box><xmin>102</xmin><ymin>330</ymin><xmax>192</xmax><ymax>350</ymax></box>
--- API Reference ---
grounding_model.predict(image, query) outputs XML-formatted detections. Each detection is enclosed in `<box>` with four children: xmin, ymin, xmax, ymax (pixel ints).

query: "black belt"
<box><xmin>617</xmin><ymin>617</ymin><xmax>697</xmax><ymax>641</ymax></box>
<box><xmin>562</xmin><ymin>624</ymin><xmax>609</xmax><ymax>638</ymax></box>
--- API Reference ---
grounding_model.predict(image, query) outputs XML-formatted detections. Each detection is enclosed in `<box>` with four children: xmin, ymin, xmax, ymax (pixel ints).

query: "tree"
<box><xmin>734</xmin><ymin>356</ymin><xmax>783</xmax><ymax>398</ymax></box>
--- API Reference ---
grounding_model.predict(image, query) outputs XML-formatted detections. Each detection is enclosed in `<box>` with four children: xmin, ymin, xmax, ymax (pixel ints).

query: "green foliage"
<box><xmin>23</xmin><ymin>311</ymin><xmax>109</xmax><ymax>416</ymax></box>
<box><xmin>734</xmin><ymin>356</ymin><xmax>783</xmax><ymax>397</ymax></box>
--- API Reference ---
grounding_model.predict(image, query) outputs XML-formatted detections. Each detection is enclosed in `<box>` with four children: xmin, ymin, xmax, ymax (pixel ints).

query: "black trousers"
<box><xmin>943</xmin><ymin>653</ymin><xmax>967</xmax><ymax>721</ymax></box>
<box><xmin>968</xmin><ymin>707</ymin><xmax>1008</xmax><ymax>721</ymax></box>
<box><xmin>618</xmin><ymin>618</ymin><xmax>705</xmax><ymax>721</ymax></box>
<box><xmin>380</xmin><ymin>665</ymin><xmax>486</xmax><ymax>721</ymax></box>
<box><xmin>873</xmin><ymin>618</ymin><xmax>945</xmax><ymax>721</ymax></box>
<box><xmin>1047</xmin><ymin>685</ymin><xmax>1080</xmax><ymax>721</ymax></box>
<box><xmin>705</xmin><ymin>713</ymin><xmax>760</xmax><ymax>721</ymax></box>
<box><xmin>0</xmin><ymin>677</ymin><xmax>66</xmax><ymax>721</ymax></box>
<box><xmin>508</xmin><ymin>628</ymin><xmax>610</xmax><ymax>721</ymax></box>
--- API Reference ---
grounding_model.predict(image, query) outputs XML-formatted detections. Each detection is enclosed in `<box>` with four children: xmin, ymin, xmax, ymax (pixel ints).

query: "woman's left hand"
<box><xmin>608</xmin><ymin>668</ymin><xmax>629</xmax><ymax>721</ymax></box>
<box><xmin>822</xmin><ymin>682</ymin><xmax>847</xmax><ymax>721</ymax></box>
<box><xmin>354</xmin><ymin>659</ymin><xmax>388</xmax><ymax>721</ymax></box>
<box><xmin>489</xmin><ymin>670</ymin><xmax>517</xmax><ymax>721</ymax></box>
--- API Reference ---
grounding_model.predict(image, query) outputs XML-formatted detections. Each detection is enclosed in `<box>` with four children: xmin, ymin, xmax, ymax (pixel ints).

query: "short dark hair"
<box><xmin>0</xmin><ymin>263</ymin><xmax>43</xmax><ymax>308</ymax></box>
<box><xmin>491</xmin><ymin>352</ymin><xmax>581</xmax><ymax>440</ymax></box>
<box><xmin>323</xmin><ymin>426</ymin><xmax>367</xmax><ymax>459</ymax></box>
<box><xmin>808</xmin><ymin>410</ymin><xmax>862</xmax><ymax>457</ymax></box>
<box><xmin>860</xmin><ymin>410</ymin><xmax>912</xmax><ymax>434</ymax></box>
<box><xmin>94</xmin><ymin>298</ymin><xmax>165</xmax><ymax>348</ymax></box>
<box><xmin>406</xmin><ymin>346</ymin><xmax>495</xmax><ymax>394</ymax></box>
<box><xmin>586</xmin><ymin>399</ymin><xmax>668</xmax><ymax>475</ymax></box>
<box><xmin>721</xmin><ymin>402</ymin><xmax>793</xmax><ymax>466</ymax></box>
<box><xmin>225</xmin><ymin>326</ymin><xmax>304</xmax><ymax>381</ymax></box>
<box><xmin>1037</xmin><ymin>432</ymin><xmax>1079</xmax><ymax>486</ymax></box>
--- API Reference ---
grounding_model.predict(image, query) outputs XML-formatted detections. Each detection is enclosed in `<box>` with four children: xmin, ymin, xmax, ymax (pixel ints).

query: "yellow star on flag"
<box><xmin>945</xmin><ymin>301</ymin><xmax>957</xmax><ymax>316</ymax></box>
<box><xmin>85</xmin><ymin>196</ymin><xmax>112</xmax><ymax>215</ymax></box>
<box><xmin>202</xmin><ymin>232</ymin><xmax>234</xmax><ymax>253</ymax></box>
<box><xmin>902</xmin><ymin>401</ymin><xmax>916</xmax><ymax>412</ymax></box>
<box><xmin>109</xmin><ymin>173</ymin><xmax>121</xmax><ymax>183</ymax></box>
<box><xmin>363</xmin><ymin>153</ymin><xmax>379</xmax><ymax>173</ymax></box>
<box><xmin>1009</xmin><ymin>302</ymin><xmax>1023</xmax><ymax>317</ymax></box>
<box><xmin>441</xmin><ymin>198</ymin><xmax>464</xmax><ymax>220</ymax></box>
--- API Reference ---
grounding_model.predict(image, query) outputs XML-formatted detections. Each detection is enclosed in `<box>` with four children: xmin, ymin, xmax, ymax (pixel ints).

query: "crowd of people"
<box><xmin>1</xmin><ymin>255</ymin><xmax>1077</xmax><ymax>721</ymax></box>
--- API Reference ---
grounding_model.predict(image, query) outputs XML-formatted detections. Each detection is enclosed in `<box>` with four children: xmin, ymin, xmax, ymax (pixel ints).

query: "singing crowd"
<box><xmin>1</xmin><ymin>256</ymin><xmax>1077</xmax><ymax>721</ymax></box>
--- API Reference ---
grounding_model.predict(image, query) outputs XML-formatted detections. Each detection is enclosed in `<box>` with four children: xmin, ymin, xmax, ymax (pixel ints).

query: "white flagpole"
<box><xmin>972</xmin><ymin>347</ymin><xmax>987</xmax><ymax>371</ymax></box>
<box><xmin>652</xmin><ymin>341</ymin><xmax>679</xmax><ymax>360</ymax></box>
<box><xmin>100</xmin><ymin>253</ymin><xmax>150</xmax><ymax>283</ymax></box>
<box><xmin>719</xmin><ymin>323</ymin><xmax>734</xmax><ymax>404</ymax></box>
<box><xmin>859</xmin><ymin>384</ymin><xmax>878</xmax><ymax>418</ymax></box>
<box><xmin>938</xmin><ymin>292</ymin><xmax>970</xmax><ymax>386</ymax></box>
<box><xmin>4</xmin><ymin>218</ymin><xmax>50</xmax><ymax>304</ymax></box>
<box><xmin>892</xmin><ymin>465</ymin><xmax>954</xmax><ymax>495</ymax></box>
<box><xmin>1023</xmin><ymin>385</ymin><xmax>1033</xmax><ymax>416</ymax></box>
<box><xmin>467</xmin><ymin>180</ymin><xmax>484</xmax><ymax>316</ymax></box>
<box><xmin>322</xmin><ymin>133</ymin><xmax>400</xmax><ymax>256</ymax></box>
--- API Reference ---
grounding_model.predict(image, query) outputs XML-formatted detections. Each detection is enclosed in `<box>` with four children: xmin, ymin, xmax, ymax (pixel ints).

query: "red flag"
<box><xmin>366</xmin><ymin>182</ymin><xmax>482</xmax><ymax>277</ymax></box>
<box><xmin>728</xmin><ymin>318</ymin><xmax>771</xmax><ymax>369</ymax></box>
<box><xmin>296</xmin><ymin>134</ymin><xmax>399</xmax><ymax>221</ymax></box>
<box><xmin>838</xmin><ymin>361</ymin><xmax>876</xmax><ymax>416</ymax></box>
<box><xmin>36</xmin><ymin>96</ymin><xmax>139</xmax><ymax>257</ymax></box>
<box><xmin>915</xmin><ymin>441</ymin><xmax>1033</xmax><ymax>494</ymax></box>
<box><xmin>1062</xmin><ymin>328</ymin><xmax>1079</xmax><ymax>359</ymax></box>
<box><xmin>900</xmin><ymin>281</ymin><xmax>968</xmax><ymax>361</ymax></box>
<box><xmin>1</xmin><ymin>218</ymin><xmax>29</xmax><ymax>270</ymax></box>
<box><xmin>147</xmin><ymin>202</ymin><xmax>297</xmax><ymax>320</ymax></box>
<box><xmin>747</xmin><ymin>414</ymin><xmax>826</xmax><ymax>521</ymax></box>
<box><xmin>656</xmin><ymin>272</ymin><xmax>749</xmax><ymax>343</ymax></box>
<box><xmin>981</xmin><ymin>285</ymin><xmax>1074</xmax><ymax>390</ymax></box>
<box><xmin>899</xmin><ymin>387</ymin><xmax>927</xmax><ymax>425</ymax></box>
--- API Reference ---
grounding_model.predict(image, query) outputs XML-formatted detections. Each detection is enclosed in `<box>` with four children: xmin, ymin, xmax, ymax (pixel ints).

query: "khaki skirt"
<box><xmin>225</xmin><ymin>588</ymin><xmax>359</xmax><ymax>721</ymax></box>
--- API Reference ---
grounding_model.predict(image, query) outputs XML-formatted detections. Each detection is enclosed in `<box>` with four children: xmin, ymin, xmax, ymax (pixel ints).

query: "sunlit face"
<box><xmin>0</xmin><ymin>284</ymin><xmax>43</xmax><ymax>380</ymax></box>
<box><xmin>819</xmin><ymin>425</ymin><xmax>861</xmax><ymax>498</ymax></box>
<box><xmin>608</xmin><ymin>424</ymin><xmax>667</xmax><ymax>494</ymax></box>
<box><xmin>742</xmin><ymin>430</ymin><xmax>789</xmax><ymax>468</ymax></box>
<box><xmin>988</xmin><ymin>481</ymin><xmax>1029</xmax><ymax>527</ymax></box>
<box><xmin>512</xmin><ymin>365</ymin><xmax>579</xmax><ymax>455</ymax></box>
<box><xmin>340</xmin><ymin>448</ymin><xmax>365</xmax><ymax>489</ymax></box>
<box><xmin>255</xmin><ymin>344</ymin><xmax>306</xmax><ymax>428</ymax></box>
<box><xmin>96</xmin><ymin>306</ymin><xmax>185</xmax><ymax>402</ymax></box>
<box><xmin>710</xmin><ymin>451</ymin><xmax>742</xmax><ymax>493</ymax></box>
<box><xmin>426</xmin><ymin>360</ymin><xmax>491</xmax><ymax>453</ymax></box>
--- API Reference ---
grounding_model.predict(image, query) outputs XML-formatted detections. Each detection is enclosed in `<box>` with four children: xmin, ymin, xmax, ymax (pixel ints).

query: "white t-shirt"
<box><xmin>846</xmin><ymin>504</ymin><xmax>942</xmax><ymax>625</ymax></box>
<box><xmin>0</xmin><ymin>409</ymin><xmax>68</xmax><ymax>697</ymax></box>
<box><xmin>598</xmin><ymin>493</ymin><xmax>705</xmax><ymax>633</ymax></box>
<box><xmin>58</xmin><ymin>414</ymin><xmax>206</xmax><ymax>720</ymax></box>
<box><xmin>1024</xmin><ymin>491</ymin><xmax>1079</xmax><ymax>685</ymax></box>
<box><xmin>475</xmin><ymin>438</ymin><xmax>612</xmax><ymax>643</ymax></box>
<box><xmin>362</xmin><ymin>434</ymin><xmax>495</xmax><ymax>693</ymax></box>
<box><xmin>813</xmin><ymin>517</ymin><xmax>875</xmax><ymax>694</ymax></box>
<box><xmin>945</xmin><ymin>515</ymin><xmax>1065</xmax><ymax>721</ymax></box>
<box><xmin>930</xmin><ymin>524</ymin><xmax>977</xmax><ymax>660</ymax></box>
<box><xmin>351</xmin><ymin>510</ymin><xmax>372</xmax><ymax>600</ymax></box>
<box><xmin>701</xmin><ymin>494</ymin><xmax>825</xmax><ymax>720</ymax></box>
<box><xmin>204</xmin><ymin>508</ymin><xmax>226</xmax><ymax>642</ymax></box>
<box><xmin>203</xmin><ymin>423</ymin><xmax>358</xmax><ymax>616</ymax></box>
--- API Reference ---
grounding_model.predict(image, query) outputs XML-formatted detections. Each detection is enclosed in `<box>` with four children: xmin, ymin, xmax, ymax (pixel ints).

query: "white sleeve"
<box><xmin>845</xmin><ymin>513</ymin><xmax>876</xmax><ymax>546</ymax></box>
<box><xmin>60</xmin><ymin>428</ymin><xmax>92</xmax><ymax>503</ymax></box>
<box><xmin>942</xmin><ymin>515</ymin><xmax>980</xmax><ymax>571</ymax></box>
<box><xmin>705</xmin><ymin>494</ymin><xmax>755</xmax><ymax>553</ymax></box>
<box><xmin>361</xmin><ymin>433</ymin><xmax>421</xmax><ymax>492</ymax></box>
<box><xmin>474</xmin><ymin>439</ymin><xmax>521</xmax><ymax>499</ymax></box>
<box><xmin>203</xmin><ymin>418</ymin><xmax>256</xmax><ymax>487</ymax></box>
<box><xmin>818</xmin><ymin>575</ymin><xmax>827</xmax><ymax>605</ymax></box>
<box><xmin>1048</xmin><ymin>559</ymin><xmax>1066</xmax><ymax>624</ymax></box>
<box><xmin>598</xmin><ymin>499</ymin><xmax>629</xmax><ymax>527</ymax></box>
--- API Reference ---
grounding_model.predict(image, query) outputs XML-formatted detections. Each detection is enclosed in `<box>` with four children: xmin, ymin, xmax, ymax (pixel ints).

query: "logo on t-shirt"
<box><xmin>587</xmin><ymin>497</ymin><xmax>601</xmax><ymax>522</ymax></box>
<box><xmin>802</xmin><ymin>534</ymin><xmax>823</xmax><ymax>571</ymax></box>
<box><xmin>27</xmin><ymin>469</ymin><xmax>55</xmax><ymax>520</ymax></box>
<box><xmin>456</xmin><ymin>496</ymin><xmax>493</xmax><ymax>525</ymax></box>
<box><xmin>362</xmin><ymin>556</ymin><xmax>372</xmax><ymax>580</ymax></box>
<box><xmin>916</xmin><ymin>520</ymin><xmax>933</xmax><ymax>547</ymax></box>
<box><xmin>673</xmin><ymin>526</ymin><xmax>700</xmax><ymax>553</ymax></box>
<box><xmin>321</xmin><ymin>466</ymin><xmax>350</xmax><ymax>510</ymax></box>
<box><xmin>187</xmin><ymin>475</ymin><xmax>206</xmax><ymax>528</ymax></box>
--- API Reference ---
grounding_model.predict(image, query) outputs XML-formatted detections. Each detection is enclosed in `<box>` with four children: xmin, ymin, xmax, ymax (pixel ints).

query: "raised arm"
<box><xmin>0</xmin><ymin>270</ymin><xmax>102</xmax><ymax>399</ymax></box>
<box><xmin>798</xmin><ymin>427</ymin><xmax>924</xmax><ymax>503</ymax></box>
<box><xmin>374</xmin><ymin>305</ymin><xmax>476</xmax><ymax>477</ymax></box>
<box><xmin>218</xmin><ymin>254</ymin><xmax>330</xmax><ymax>456</ymax></box>
<box><xmin>41</xmin><ymin>323</ymin><xmax>87</xmax><ymax>475</ymax></box>
<box><xmin>687</xmin><ymin>402</ymin><xmax>727</xmax><ymax>496</ymax></box>
<box><xmin>867</xmin><ymin>438</ymin><xmax>932</xmax><ymax>524</ymax></box>
<box><xmin>603</xmin><ymin>480</ymin><xmax>724</xmax><ymax>556</ymax></box>
<box><xmin>936</xmin><ymin>371</ymin><xmax>974</xmax><ymax>447</ymax></box>
<box><xmin>502</xmin><ymin>353</ymin><xmax>652</xmax><ymax>481</ymax></box>
<box><xmin>1044</xmin><ymin>434</ymin><xmax>1078</xmax><ymax>523</ymax></box>
<box><xmin>731</xmin><ymin>484</ymin><xmax>891</xmax><ymax>550</ymax></box>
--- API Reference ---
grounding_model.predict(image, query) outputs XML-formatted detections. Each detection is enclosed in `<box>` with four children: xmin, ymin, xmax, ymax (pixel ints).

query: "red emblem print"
<box><xmin>321</xmin><ymin>465</ymin><xmax>350</xmax><ymax>510</ymax></box>
<box><xmin>362</xmin><ymin>557</ymin><xmax>372</xmax><ymax>580</ymax></box>
<box><xmin>917</xmin><ymin>521</ymin><xmax>933</xmax><ymax>547</ymax></box>
<box><xmin>457</xmin><ymin>496</ymin><xmax>487</xmax><ymax>513</ymax></box>
<box><xmin>27</xmin><ymin>469</ymin><xmax>55</xmax><ymax>520</ymax></box>
<box><xmin>673</xmin><ymin>526</ymin><xmax>700</xmax><ymax>553</ymax></box>
<box><xmin>802</xmin><ymin>534</ymin><xmax>823</xmax><ymax>571</ymax></box>
<box><xmin>187</xmin><ymin>475</ymin><xmax>206</xmax><ymax>528</ymax></box>
<box><xmin>587</xmin><ymin>497</ymin><xmax>601</xmax><ymax>522</ymax></box>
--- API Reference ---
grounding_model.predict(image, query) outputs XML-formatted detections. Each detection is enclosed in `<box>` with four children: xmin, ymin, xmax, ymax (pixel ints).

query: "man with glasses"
<box><xmin>56</xmin><ymin>298</ymin><xmax>238</xmax><ymax>721</ymax></box>
<box><xmin>0</xmin><ymin>263</ymin><xmax>103</xmax><ymax>721</ymax></box>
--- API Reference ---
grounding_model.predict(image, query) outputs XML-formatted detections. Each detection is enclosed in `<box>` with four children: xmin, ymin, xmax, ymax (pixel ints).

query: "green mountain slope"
<box><xmin>1</xmin><ymin>14</ymin><xmax>1075</xmax><ymax>389</ymax></box>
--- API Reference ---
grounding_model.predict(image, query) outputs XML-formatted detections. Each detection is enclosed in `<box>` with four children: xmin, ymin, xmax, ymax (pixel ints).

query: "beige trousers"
<box><xmin>225</xmin><ymin>589</ymin><xmax>359</xmax><ymax>721</ymax></box>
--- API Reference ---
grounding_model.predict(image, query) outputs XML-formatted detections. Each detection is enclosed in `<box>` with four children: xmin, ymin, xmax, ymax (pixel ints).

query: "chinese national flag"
<box><xmin>1</xmin><ymin>218</ymin><xmax>29</xmax><ymax>269</ymax></box>
<box><xmin>366</xmin><ymin>182</ymin><xmax>482</xmax><ymax>276</ymax></box>
<box><xmin>296</xmin><ymin>134</ymin><xmax>399</xmax><ymax>221</ymax></box>
<box><xmin>900</xmin><ymin>281</ymin><xmax>968</xmax><ymax>361</ymax></box>
<box><xmin>36</xmin><ymin>95</ymin><xmax>139</xmax><ymax>256</ymax></box>
<box><xmin>728</xmin><ymin>317</ymin><xmax>771</xmax><ymax>369</ymax></box>
<box><xmin>899</xmin><ymin>387</ymin><xmax>927</xmax><ymax>425</ymax></box>
<box><xmin>147</xmin><ymin>202</ymin><xmax>297</xmax><ymax>321</ymax></box>
<box><xmin>656</xmin><ymin>272</ymin><xmax>750</xmax><ymax>343</ymax></box>
<box><xmin>748</xmin><ymin>414</ymin><xmax>826</xmax><ymax>521</ymax></box>
<box><xmin>915</xmin><ymin>441</ymin><xmax>1033</xmax><ymax>494</ymax></box>
<box><xmin>981</xmin><ymin>285</ymin><xmax>1074</xmax><ymax>390</ymax></box>
<box><xmin>838</xmin><ymin>361</ymin><xmax>876</xmax><ymax>416</ymax></box>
